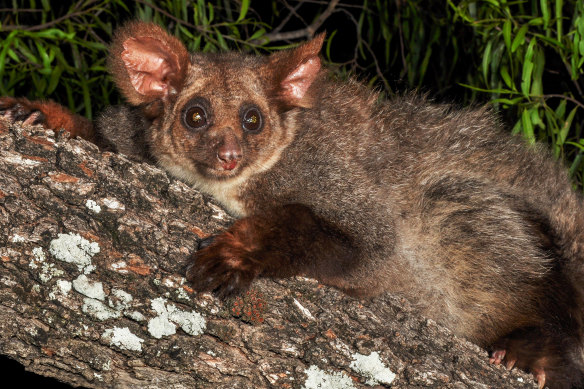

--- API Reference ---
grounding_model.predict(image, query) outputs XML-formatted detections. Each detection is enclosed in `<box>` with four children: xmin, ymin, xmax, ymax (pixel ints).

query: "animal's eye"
<box><xmin>184</xmin><ymin>105</ymin><xmax>208</xmax><ymax>130</ymax></box>
<box><xmin>242</xmin><ymin>107</ymin><xmax>263</xmax><ymax>132</ymax></box>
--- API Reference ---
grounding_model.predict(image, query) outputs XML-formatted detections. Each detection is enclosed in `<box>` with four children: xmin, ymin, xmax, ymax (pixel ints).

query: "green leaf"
<box><xmin>500</xmin><ymin>65</ymin><xmax>513</xmax><ymax>89</ymax></box>
<box><xmin>195</xmin><ymin>0</ymin><xmax>206</xmax><ymax>25</ymax></box>
<box><xmin>208</xmin><ymin>3</ymin><xmax>214</xmax><ymax>23</ymax></box>
<box><xmin>31</xmin><ymin>29</ymin><xmax>75</xmax><ymax>41</ymax></box>
<box><xmin>511</xmin><ymin>24</ymin><xmax>529</xmax><ymax>52</ymax></box>
<box><xmin>237</xmin><ymin>0</ymin><xmax>250</xmax><ymax>22</ymax></box>
<box><xmin>482</xmin><ymin>40</ymin><xmax>493</xmax><ymax>83</ymax></box>
<box><xmin>578</xmin><ymin>15</ymin><xmax>584</xmax><ymax>37</ymax></box>
<box><xmin>568</xmin><ymin>154</ymin><xmax>583</xmax><ymax>178</ymax></box>
<box><xmin>531</xmin><ymin>33</ymin><xmax>563</xmax><ymax>48</ymax></box>
<box><xmin>521</xmin><ymin>38</ymin><xmax>536</xmax><ymax>97</ymax></box>
<box><xmin>566</xmin><ymin>141</ymin><xmax>584</xmax><ymax>151</ymax></box>
<box><xmin>215</xmin><ymin>30</ymin><xmax>228</xmax><ymax>51</ymax></box>
<box><xmin>556</xmin><ymin>0</ymin><xmax>563</xmax><ymax>40</ymax></box>
<box><xmin>520</xmin><ymin>60</ymin><xmax>534</xmax><ymax>97</ymax></box>
<box><xmin>530</xmin><ymin>106</ymin><xmax>545</xmax><ymax>129</ymax></box>
<box><xmin>492</xmin><ymin>96</ymin><xmax>523</xmax><ymax>105</ymax></box>
<box><xmin>540</xmin><ymin>0</ymin><xmax>550</xmax><ymax>28</ymax></box>
<box><xmin>6</xmin><ymin>48</ymin><xmax>18</xmax><ymax>62</ymax></box>
<box><xmin>560</xmin><ymin>106</ymin><xmax>579</xmax><ymax>144</ymax></box>
<box><xmin>511</xmin><ymin>118</ymin><xmax>522</xmax><ymax>135</ymax></box>
<box><xmin>178</xmin><ymin>24</ymin><xmax>194</xmax><ymax>40</ymax></box>
<box><xmin>47</xmin><ymin>64</ymin><xmax>63</xmax><ymax>94</ymax></box>
<box><xmin>419</xmin><ymin>47</ymin><xmax>432</xmax><ymax>84</ymax></box>
<box><xmin>249</xmin><ymin>28</ymin><xmax>266</xmax><ymax>42</ymax></box>
<box><xmin>459</xmin><ymin>83</ymin><xmax>517</xmax><ymax>95</ymax></box>
<box><xmin>528</xmin><ymin>17</ymin><xmax>543</xmax><ymax>26</ymax></box>
<box><xmin>555</xmin><ymin>99</ymin><xmax>567</xmax><ymax>118</ymax></box>
<box><xmin>326</xmin><ymin>30</ymin><xmax>337</xmax><ymax>60</ymax></box>
<box><xmin>35</xmin><ymin>41</ymin><xmax>51</xmax><ymax>70</ymax></box>
<box><xmin>571</xmin><ymin>54</ymin><xmax>579</xmax><ymax>80</ymax></box>
<box><xmin>503</xmin><ymin>19</ymin><xmax>512</xmax><ymax>52</ymax></box>
<box><xmin>543</xmin><ymin>107</ymin><xmax>560</xmax><ymax>151</ymax></box>
<box><xmin>521</xmin><ymin>108</ymin><xmax>536</xmax><ymax>144</ymax></box>
<box><xmin>531</xmin><ymin>47</ymin><xmax>544</xmax><ymax>96</ymax></box>
<box><xmin>17</xmin><ymin>43</ymin><xmax>40</xmax><ymax>65</ymax></box>
<box><xmin>0</xmin><ymin>30</ymin><xmax>18</xmax><ymax>75</ymax></box>
<box><xmin>193</xmin><ymin>36</ymin><xmax>202</xmax><ymax>52</ymax></box>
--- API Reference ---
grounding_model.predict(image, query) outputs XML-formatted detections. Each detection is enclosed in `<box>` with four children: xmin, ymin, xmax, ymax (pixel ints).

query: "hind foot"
<box><xmin>490</xmin><ymin>328</ymin><xmax>583</xmax><ymax>389</ymax></box>
<box><xmin>0</xmin><ymin>97</ymin><xmax>93</xmax><ymax>140</ymax></box>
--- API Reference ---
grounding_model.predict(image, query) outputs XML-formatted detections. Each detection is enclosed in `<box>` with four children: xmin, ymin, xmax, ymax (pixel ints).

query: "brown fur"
<box><xmin>2</xmin><ymin>22</ymin><xmax>584</xmax><ymax>388</ymax></box>
<box><xmin>0</xmin><ymin>97</ymin><xmax>93</xmax><ymax>141</ymax></box>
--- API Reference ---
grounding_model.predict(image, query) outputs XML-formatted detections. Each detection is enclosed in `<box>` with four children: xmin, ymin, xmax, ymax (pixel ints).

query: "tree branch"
<box><xmin>260</xmin><ymin>0</ymin><xmax>340</xmax><ymax>43</ymax></box>
<box><xmin>0</xmin><ymin>119</ymin><xmax>537</xmax><ymax>388</ymax></box>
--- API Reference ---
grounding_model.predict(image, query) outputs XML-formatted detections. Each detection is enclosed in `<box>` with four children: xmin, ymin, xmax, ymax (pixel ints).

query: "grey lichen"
<box><xmin>349</xmin><ymin>351</ymin><xmax>396</xmax><ymax>386</ymax></box>
<box><xmin>147</xmin><ymin>297</ymin><xmax>206</xmax><ymax>339</ymax></box>
<box><xmin>102</xmin><ymin>327</ymin><xmax>144</xmax><ymax>352</ymax></box>
<box><xmin>302</xmin><ymin>365</ymin><xmax>355</xmax><ymax>389</ymax></box>
<box><xmin>49</xmin><ymin>232</ymin><xmax>100</xmax><ymax>272</ymax></box>
<box><xmin>73</xmin><ymin>274</ymin><xmax>106</xmax><ymax>300</ymax></box>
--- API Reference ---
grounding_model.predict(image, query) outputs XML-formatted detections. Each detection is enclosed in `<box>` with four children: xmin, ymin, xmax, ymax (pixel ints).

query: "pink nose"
<box><xmin>217</xmin><ymin>140</ymin><xmax>241</xmax><ymax>170</ymax></box>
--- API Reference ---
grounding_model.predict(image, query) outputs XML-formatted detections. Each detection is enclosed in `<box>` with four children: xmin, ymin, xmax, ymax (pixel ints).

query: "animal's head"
<box><xmin>108</xmin><ymin>21</ymin><xmax>324</xmax><ymax>186</ymax></box>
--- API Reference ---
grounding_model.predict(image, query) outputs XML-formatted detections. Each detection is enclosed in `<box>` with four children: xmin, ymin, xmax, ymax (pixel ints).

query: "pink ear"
<box><xmin>280</xmin><ymin>56</ymin><xmax>321</xmax><ymax>102</ymax></box>
<box><xmin>122</xmin><ymin>37</ymin><xmax>182</xmax><ymax>97</ymax></box>
<box><xmin>108</xmin><ymin>22</ymin><xmax>189</xmax><ymax>105</ymax></box>
<box><xmin>270</xmin><ymin>33</ymin><xmax>325</xmax><ymax>108</ymax></box>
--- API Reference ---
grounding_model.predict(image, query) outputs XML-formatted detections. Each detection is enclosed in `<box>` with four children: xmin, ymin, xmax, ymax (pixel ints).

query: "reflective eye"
<box><xmin>242</xmin><ymin>107</ymin><xmax>263</xmax><ymax>132</ymax></box>
<box><xmin>183</xmin><ymin>105</ymin><xmax>208</xmax><ymax>130</ymax></box>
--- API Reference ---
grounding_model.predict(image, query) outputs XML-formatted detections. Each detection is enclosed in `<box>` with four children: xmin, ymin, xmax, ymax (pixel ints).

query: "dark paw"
<box><xmin>0</xmin><ymin>97</ymin><xmax>45</xmax><ymax>126</ymax></box>
<box><xmin>186</xmin><ymin>232</ymin><xmax>262</xmax><ymax>297</ymax></box>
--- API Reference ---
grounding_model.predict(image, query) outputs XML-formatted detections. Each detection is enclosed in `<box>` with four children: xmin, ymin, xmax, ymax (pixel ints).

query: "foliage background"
<box><xmin>0</xmin><ymin>0</ymin><xmax>583</xmax><ymax>189</ymax></box>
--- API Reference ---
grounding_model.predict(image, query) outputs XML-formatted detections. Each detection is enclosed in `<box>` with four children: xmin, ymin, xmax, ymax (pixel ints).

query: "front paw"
<box><xmin>186</xmin><ymin>232</ymin><xmax>263</xmax><ymax>297</ymax></box>
<box><xmin>0</xmin><ymin>97</ymin><xmax>46</xmax><ymax>126</ymax></box>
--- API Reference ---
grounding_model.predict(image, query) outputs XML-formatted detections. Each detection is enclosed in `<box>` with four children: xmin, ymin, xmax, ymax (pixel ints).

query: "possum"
<box><xmin>1</xmin><ymin>21</ymin><xmax>583</xmax><ymax>388</ymax></box>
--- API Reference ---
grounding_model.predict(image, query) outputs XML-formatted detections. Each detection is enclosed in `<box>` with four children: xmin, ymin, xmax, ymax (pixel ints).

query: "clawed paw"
<box><xmin>0</xmin><ymin>97</ymin><xmax>46</xmax><ymax>127</ymax></box>
<box><xmin>489</xmin><ymin>349</ymin><xmax>517</xmax><ymax>370</ymax></box>
<box><xmin>489</xmin><ymin>349</ymin><xmax>506</xmax><ymax>365</ymax></box>
<box><xmin>489</xmin><ymin>339</ymin><xmax>551</xmax><ymax>388</ymax></box>
<box><xmin>186</xmin><ymin>232</ymin><xmax>263</xmax><ymax>297</ymax></box>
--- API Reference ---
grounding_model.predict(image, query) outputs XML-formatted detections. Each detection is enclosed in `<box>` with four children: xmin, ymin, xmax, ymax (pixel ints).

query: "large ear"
<box><xmin>108</xmin><ymin>21</ymin><xmax>189</xmax><ymax>105</ymax></box>
<box><xmin>267</xmin><ymin>33</ymin><xmax>325</xmax><ymax>108</ymax></box>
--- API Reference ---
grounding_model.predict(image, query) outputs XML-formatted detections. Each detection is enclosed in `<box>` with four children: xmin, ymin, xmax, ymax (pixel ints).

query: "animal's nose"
<box><xmin>216</xmin><ymin>135</ymin><xmax>242</xmax><ymax>170</ymax></box>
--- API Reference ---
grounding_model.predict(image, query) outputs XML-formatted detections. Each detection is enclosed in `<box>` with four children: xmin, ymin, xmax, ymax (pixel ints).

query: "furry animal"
<box><xmin>1</xmin><ymin>21</ymin><xmax>584</xmax><ymax>388</ymax></box>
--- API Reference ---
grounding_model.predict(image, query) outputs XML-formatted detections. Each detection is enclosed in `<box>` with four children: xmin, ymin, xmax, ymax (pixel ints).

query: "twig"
<box><xmin>542</xmin><ymin>94</ymin><xmax>584</xmax><ymax>111</ymax></box>
<box><xmin>271</xmin><ymin>1</ymin><xmax>304</xmax><ymax>35</ymax></box>
<box><xmin>1</xmin><ymin>10</ymin><xmax>87</xmax><ymax>31</ymax></box>
<box><xmin>0</xmin><ymin>0</ymin><xmax>99</xmax><ymax>32</ymax></box>
<box><xmin>563</xmin><ymin>60</ymin><xmax>584</xmax><ymax>97</ymax></box>
<box><xmin>361</xmin><ymin>39</ymin><xmax>392</xmax><ymax>94</ymax></box>
<box><xmin>333</xmin><ymin>7</ymin><xmax>361</xmax><ymax>71</ymax></box>
<box><xmin>261</xmin><ymin>0</ymin><xmax>340</xmax><ymax>42</ymax></box>
<box><xmin>0</xmin><ymin>8</ymin><xmax>43</xmax><ymax>12</ymax></box>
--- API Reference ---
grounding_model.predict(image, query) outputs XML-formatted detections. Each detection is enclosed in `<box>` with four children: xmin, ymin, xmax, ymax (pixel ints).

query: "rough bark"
<box><xmin>0</xmin><ymin>119</ymin><xmax>537</xmax><ymax>388</ymax></box>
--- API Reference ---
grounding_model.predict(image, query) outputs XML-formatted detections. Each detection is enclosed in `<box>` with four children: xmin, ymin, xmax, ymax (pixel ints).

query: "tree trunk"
<box><xmin>0</xmin><ymin>119</ymin><xmax>536</xmax><ymax>388</ymax></box>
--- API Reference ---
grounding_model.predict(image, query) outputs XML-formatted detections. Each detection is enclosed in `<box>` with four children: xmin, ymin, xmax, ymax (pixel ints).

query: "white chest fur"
<box><xmin>157</xmin><ymin>156</ymin><xmax>248</xmax><ymax>217</ymax></box>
